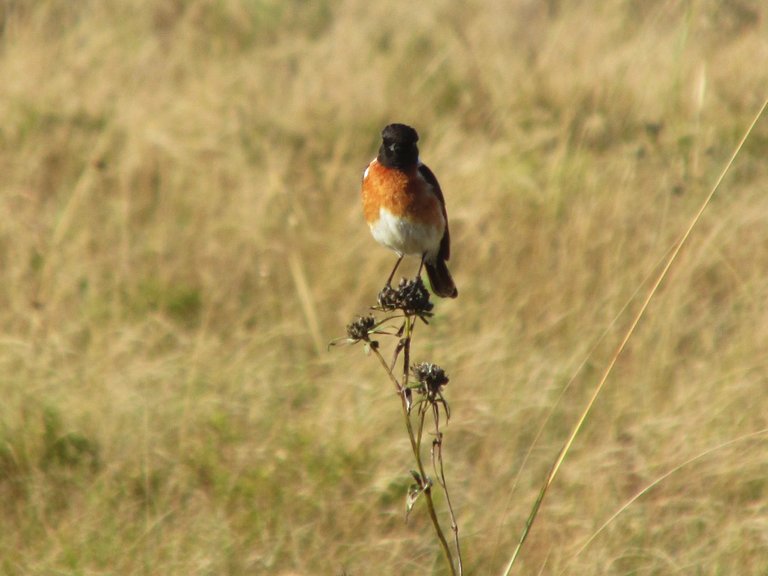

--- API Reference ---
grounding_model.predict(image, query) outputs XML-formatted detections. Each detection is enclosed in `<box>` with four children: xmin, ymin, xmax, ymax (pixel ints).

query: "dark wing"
<box><xmin>418</xmin><ymin>163</ymin><xmax>451</xmax><ymax>260</ymax></box>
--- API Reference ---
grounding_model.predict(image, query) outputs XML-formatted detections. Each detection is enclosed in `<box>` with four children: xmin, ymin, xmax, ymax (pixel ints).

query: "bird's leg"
<box><xmin>417</xmin><ymin>253</ymin><xmax>426</xmax><ymax>278</ymax></box>
<box><xmin>386</xmin><ymin>254</ymin><xmax>405</xmax><ymax>287</ymax></box>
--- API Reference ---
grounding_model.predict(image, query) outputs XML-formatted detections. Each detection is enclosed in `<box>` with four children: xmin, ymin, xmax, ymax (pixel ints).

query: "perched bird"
<box><xmin>361</xmin><ymin>123</ymin><xmax>458</xmax><ymax>298</ymax></box>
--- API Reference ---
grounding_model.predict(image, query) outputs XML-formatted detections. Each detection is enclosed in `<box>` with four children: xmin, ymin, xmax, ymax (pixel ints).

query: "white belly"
<box><xmin>370</xmin><ymin>208</ymin><xmax>444</xmax><ymax>258</ymax></box>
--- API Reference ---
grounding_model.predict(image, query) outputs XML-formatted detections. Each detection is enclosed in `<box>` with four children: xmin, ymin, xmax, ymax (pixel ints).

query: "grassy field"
<box><xmin>2</xmin><ymin>1</ymin><xmax>768</xmax><ymax>574</ymax></box>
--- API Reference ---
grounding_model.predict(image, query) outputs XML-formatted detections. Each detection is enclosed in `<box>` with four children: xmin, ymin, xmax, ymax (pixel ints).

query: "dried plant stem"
<box><xmin>369</xmin><ymin>315</ymin><xmax>458</xmax><ymax>576</ymax></box>
<box><xmin>340</xmin><ymin>277</ymin><xmax>461</xmax><ymax>573</ymax></box>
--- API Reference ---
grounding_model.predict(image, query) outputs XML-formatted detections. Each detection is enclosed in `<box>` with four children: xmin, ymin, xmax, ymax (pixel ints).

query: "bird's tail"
<box><xmin>425</xmin><ymin>258</ymin><xmax>458</xmax><ymax>299</ymax></box>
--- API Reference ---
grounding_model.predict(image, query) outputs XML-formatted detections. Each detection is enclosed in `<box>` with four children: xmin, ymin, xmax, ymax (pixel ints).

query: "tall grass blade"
<box><xmin>501</xmin><ymin>97</ymin><xmax>768</xmax><ymax>576</ymax></box>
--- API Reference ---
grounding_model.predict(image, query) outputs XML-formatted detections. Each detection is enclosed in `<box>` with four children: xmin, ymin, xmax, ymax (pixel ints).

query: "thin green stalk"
<box><xmin>432</xmin><ymin>411</ymin><xmax>463</xmax><ymax>575</ymax></box>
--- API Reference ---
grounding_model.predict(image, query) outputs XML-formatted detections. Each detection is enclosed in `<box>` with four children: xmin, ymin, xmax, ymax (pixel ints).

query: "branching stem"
<box><xmin>369</xmin><ymin>312</ymin><xmax>458</xmax><ymax>576</ymax></box>
<box><xmin>342</xmin><ymin>277</ymin><xmax>461</xmax><ymax>574</ymax></box>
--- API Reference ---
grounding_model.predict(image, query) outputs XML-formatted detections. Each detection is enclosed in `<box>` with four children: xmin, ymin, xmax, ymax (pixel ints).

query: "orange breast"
<box><xmin>361</xmin><ymin>160</ymin><xmax>443</xmax><ymax>227</ymax></box>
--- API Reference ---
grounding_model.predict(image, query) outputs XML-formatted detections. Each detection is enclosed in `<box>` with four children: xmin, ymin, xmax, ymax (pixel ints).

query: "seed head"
<box><xmin>411</xmin><ymin>362</ymin><xmax>449</xmax><ymax>393</ymax></box>
<box><xmin>346</xmin><ymin>314</ymin><xmax>376</xmax><ymax>342</ymax></box>
<box><xmin>377</xmin><ymin>277</ymin><xmax>434</xmax><ymax>316</ymax></box>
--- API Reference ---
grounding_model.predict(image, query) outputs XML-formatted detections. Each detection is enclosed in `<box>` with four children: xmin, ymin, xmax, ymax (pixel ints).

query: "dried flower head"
<box><xmin>412</xmin><ymin>362</ymin><xmax>449</xmax><ymax>392</ymax></box>
<box><xmin>346</xmin><ymin>314</ymin><xmax>376</xmax><ymax>343</ymax></box>
<box><xmin>376</xmin><ymin>277</ymin><xmax>434</xmax><ymax>317</ymax></box>
<box><xmin>411</xmin><ymin>362</ymin><xmax>450</xmax><ymax>419</ymax></box>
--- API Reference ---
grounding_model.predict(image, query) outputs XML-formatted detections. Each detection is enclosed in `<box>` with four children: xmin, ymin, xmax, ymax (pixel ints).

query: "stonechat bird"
<box><xmin>361</xmin><ymin>123</ymin><xmax>458</xmax><ymax>298</ymax></box>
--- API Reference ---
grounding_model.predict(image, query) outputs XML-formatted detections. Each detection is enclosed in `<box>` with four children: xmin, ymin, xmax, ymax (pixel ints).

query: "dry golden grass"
<box><xmin>1</xmin><ymin>1</ymin><xmax>768</xmax><ymax>574</ymax></box>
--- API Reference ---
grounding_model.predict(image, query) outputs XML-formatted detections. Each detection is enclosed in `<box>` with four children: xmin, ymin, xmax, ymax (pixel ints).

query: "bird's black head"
<box><xmin>378</xmin><ymin>123</ymin><xmax>420</xmax><ymax>169</ymax></box>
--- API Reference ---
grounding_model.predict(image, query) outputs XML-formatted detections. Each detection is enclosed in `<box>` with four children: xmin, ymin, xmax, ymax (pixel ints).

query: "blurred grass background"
<box><xmin>1</xmin><ymin>0</ymin><xmax>768</xmax><ymax>574</ymax></box>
